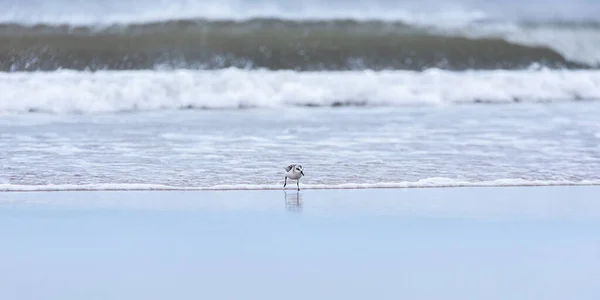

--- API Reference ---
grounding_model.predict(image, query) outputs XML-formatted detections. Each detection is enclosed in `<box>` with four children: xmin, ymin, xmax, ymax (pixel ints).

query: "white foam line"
<box><xmin>2</xmin><ymin>68</ymin><xmax>600</xmax><ymax>114</ymax></box>
<box><xmin>0</xmin><ymin>7</ymin><xmax>489</xmax><ymax>27</ymax></box>
<box><xmin>1</xmin><ymin>178</ymin><xmax>599</xmax><ymax>192</ymax></box>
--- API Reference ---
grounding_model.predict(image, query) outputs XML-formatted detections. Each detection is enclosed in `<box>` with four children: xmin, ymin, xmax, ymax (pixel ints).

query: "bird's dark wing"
<box><xmin>285</xmin><ymin>164</ymin><xmax>295</xmax><ymax>172</ymax></box>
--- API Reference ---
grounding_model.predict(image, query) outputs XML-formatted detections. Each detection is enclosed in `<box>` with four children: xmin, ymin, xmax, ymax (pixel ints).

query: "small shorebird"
<box><xmin>284</xmin><ymin>164</ymin><xmax>305</xmax><ymax>190</ymax></box>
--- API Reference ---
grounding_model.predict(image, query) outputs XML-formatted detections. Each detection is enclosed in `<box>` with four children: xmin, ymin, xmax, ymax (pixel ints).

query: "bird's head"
<box><xmin>295</xmin><ymin>165</ymin><xmax>304</xmax><ymax>176</ymax></box>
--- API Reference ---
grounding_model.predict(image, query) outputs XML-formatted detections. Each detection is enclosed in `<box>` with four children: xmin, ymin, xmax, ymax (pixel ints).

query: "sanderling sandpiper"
<box><xmin>284</xmin><ymin>164</ymin><xmax>305</xmax><ymax>190</ymax></box>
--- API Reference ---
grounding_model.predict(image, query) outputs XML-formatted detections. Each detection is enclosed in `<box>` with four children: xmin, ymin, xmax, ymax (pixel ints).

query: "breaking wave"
<box><xmin>1</xmin><ymin>19</ymin><xmax>598</xmax><ymax>72</ymax></box>
<box><xmin>1</xmin><ymin>68</ymin><xmax>600</xmax><ymax>114</ymax></box>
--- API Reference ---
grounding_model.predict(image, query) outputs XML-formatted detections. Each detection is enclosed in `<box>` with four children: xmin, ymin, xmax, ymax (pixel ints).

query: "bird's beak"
<box><xmin>301</xmin><ymin>171</ymin><xmax>304</xmax><ymax>176</ymax></box>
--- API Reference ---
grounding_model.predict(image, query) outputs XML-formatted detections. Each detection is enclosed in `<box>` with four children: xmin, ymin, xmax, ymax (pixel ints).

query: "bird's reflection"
<box><xmin>284</xmin><ymin>190</ymin><xmax>303</xmax><ymax>212</ymax></box>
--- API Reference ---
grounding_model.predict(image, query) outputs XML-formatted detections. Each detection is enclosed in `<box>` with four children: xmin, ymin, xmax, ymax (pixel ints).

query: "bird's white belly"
<box><xmin>286</xmin><ymin>173</ymin><xmax>302</xmax><ymax>180</ymax></box>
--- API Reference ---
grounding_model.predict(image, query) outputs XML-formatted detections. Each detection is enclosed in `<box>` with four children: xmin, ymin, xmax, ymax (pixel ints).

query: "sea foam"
<box><xmin>1</xmin><ymin>68</ymin><xmax>600</xmax><ymax>114</ymax></box>
<box><xmin>1</xmin><ymin>178</ymin><xmax>599</xmax><ymax>192</ymax></box>
<box><xmin>0</xmin><ymin>0</ymin><xmax>597</xmax><ymax>26</ymax></box>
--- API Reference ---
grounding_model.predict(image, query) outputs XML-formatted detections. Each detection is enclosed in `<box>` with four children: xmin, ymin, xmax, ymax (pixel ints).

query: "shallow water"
<box><xmin>1</xmin><ymin>187</ymin><xmax>599</xmax><ymax>300</ymax></box>
<box><xmin>2</xmin><ymin>102</ymin><xmax>599</xmax><ymax>189</ymax></box>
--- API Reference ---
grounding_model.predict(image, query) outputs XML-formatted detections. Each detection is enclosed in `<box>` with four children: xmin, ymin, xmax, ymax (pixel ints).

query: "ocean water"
<box><xmin>1</xmin><ymin>0</ymin><xmax>600</xmax><ymax>191</ymax></box>
<box><xmin>2</xmin><ymin>98</ymin><xmax>599</xmax><ymax>190</ymax></box>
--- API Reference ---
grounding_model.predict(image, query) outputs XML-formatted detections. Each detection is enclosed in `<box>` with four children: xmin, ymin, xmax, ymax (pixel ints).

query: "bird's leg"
<box><xmin>297</xmin><ymin>180</ymin><xmax>300</xmax><ymax>191</ymax></box>
<box><xmin>284</xmin><ymin>177</ymin><xmax>287</xmax><ymax>188</ymax></box>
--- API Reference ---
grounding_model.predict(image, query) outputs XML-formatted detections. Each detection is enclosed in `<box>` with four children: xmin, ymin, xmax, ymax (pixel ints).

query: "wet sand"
<box><xmin>1</xmin><ymin>186</ymin><xmax>599</xmax><ymax>300</ymax></box>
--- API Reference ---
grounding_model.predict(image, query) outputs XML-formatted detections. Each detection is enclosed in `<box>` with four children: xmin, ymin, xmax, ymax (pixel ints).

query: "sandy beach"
<box><xmin>2</xmin><ymin>1</ymin><xmax>600</xmax><ymax>299</ymax></box>
<box><xmin>1</xmin><ymin>186</ymin><xmax>598</xmax><ymax>300</ymax></box>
